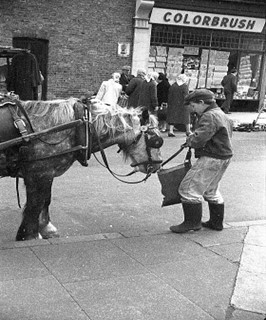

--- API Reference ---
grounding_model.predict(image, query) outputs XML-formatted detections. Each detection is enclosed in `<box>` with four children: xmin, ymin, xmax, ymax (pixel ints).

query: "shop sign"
<box><xmin>118</xmin><ymin>43</ymin><xmax>130</xmax><ymax>57</ymax></box>
<box><xmin>150</xmin><ymin>8</ymin><xmax>265</xmax><ymax>33</ymax></box>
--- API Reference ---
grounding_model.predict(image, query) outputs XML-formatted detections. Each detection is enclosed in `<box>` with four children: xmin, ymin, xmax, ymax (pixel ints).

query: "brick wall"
<box><xmin>0</xmin><ymin>0</ymin><xmax>135</xmax><ymax>99</ymax></box>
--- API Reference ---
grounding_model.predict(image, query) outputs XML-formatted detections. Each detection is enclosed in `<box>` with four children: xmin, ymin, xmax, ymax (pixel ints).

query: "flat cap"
<box><xmin>184</xmin><ymin>89</ymin><xmax>215</xmax><ymax>105</ymax></box>
<box><xmin>122</xmin><ymin>65</ymin><xmax>131</xmax><ymax>70</ymax></box>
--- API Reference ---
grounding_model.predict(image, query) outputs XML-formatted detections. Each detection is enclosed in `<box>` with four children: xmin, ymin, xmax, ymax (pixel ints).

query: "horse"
<box><xmin>0</xmin><ymin>96</ymin><xmax>163</xmax><ymax>241</ymax></box>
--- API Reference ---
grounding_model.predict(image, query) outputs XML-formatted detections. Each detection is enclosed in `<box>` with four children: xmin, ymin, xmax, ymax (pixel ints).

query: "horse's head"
<box><xmin>120</xmin><ymin>109</ymin><xmax>163</xmax><ymax>174</ymax></box>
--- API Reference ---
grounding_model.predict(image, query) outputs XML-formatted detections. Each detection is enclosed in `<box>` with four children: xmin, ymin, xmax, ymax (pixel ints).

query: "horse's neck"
<box><xmin>91</xmin><ymin>129</ymin><xmax>136</xmax><ymax>153</ymax></box>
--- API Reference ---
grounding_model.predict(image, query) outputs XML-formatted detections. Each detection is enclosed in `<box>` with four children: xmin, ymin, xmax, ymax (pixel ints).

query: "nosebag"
<box><xmin>157</xmin><ymin>147</ymin><xmax>191</xmax><ymax>207</ymax></box>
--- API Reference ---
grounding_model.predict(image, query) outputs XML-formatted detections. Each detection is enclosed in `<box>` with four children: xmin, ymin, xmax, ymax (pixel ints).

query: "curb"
<box><xmin>1</xmin><ymin>219</ymin><xmax>266</xmax><ymax>249</ymax></box>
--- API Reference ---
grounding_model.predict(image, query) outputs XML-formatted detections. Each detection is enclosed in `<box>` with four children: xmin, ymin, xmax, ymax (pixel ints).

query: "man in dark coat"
<box><xmin>125</xmin><ymin>68</ymin><xmax>146</xmax><ymax>108</ymax></box>
<box><xmin>157</xmin><ymin>73</ymin><xmax>170</xmax><ymax>131</ymax></box>
<box><xmin>138</xmin><ymin>72</ymin><xmax>159</xmax><ymax>114</ymax></box>
<box><xmin>7</xmin><ymin>51</ymin><xmax>41</xmax><ymax>100</ymax></box>
<box><xmin>221</xmin><ymin>68</ymin><xmax>237</xmax><ymax>114</ymax></box>
<box><xmin>120</xmin><ymin>65</ymin><xmax>133</xmax><ymax>92</ymax></box>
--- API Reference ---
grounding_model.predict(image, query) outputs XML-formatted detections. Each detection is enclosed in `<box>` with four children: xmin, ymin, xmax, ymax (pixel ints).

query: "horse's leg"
<box><xmin>16</xmin><ymin>176</ymin><xmax>52</xmax><ymax>241</ymax></box>
<box><xmin>39</xmin><ymin>180</ymin><xmax>59</xmax><ymax>239</ymax></box>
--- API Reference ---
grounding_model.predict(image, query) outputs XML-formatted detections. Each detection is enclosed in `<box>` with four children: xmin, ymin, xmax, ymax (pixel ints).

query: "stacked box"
<box><xmin>198</xmin><ymin>50</ymin><xmax>208</xmax><ymax>88</ymax></box>
<box><xmin>185</xmin><ymin>68</ymin><xmax>199</xmax><ymax>90</ymax></box>
<box><xmin>212</xmin><ymin>51</ymin><xmax>230</xmax><ymax>88</ymax></box>
<box><xmin>182</xmin><ymin>56</ymin><xmax>200</xmax><ymax>90</ymax></box>
<box><xmin>148</xmin><ymin>46</ymin><xmax>157</xmax><ymax>72</ymax></box>
<box><xmin>166</xmin><ymin>47</ymin><xmax>183</xmax><ymax>84</ymax></box>
<box><xmin>238</xmin><ymin>55</ymin><xmax>252</xmax><ymax>86</ymax></box>
<box><xmin>154</xmin><ymin>46</ymin><xmax>167</xmax><ymax>74</ymax></box>
<box><xmin>148</xmin><ymin>46</ymin><xmax>167</xmax><ymax>74</ymax></box>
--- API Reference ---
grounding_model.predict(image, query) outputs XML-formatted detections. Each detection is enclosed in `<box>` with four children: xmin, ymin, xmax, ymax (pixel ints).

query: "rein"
<box><xmin>160</xmin><ymin>144</ymin><xmax>192</xmax><ymax>168</ymax></box>
<box><xmin>91</xmin><ymin>125</ymin><xmax>153</xmax><ymax>184</ymax></box>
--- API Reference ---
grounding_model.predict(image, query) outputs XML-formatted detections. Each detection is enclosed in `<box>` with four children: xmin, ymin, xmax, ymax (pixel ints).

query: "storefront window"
<box><xmin>150</xmin><ymin>25</ymin><xmax>265</xmax><ymax>100</ymax></box>
<box><xmin>237</xmin><ymin>53</ymin><xmax>261</xmax><ymax>99</ymax></box>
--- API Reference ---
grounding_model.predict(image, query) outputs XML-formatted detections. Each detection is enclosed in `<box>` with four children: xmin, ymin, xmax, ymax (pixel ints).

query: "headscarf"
<box><xmin>176</xmin><ymin>74</ymin><xmax>188</xmax><ymax>86</ymax></box>
<box><xmin>112</xmin><ymin>72</ymin><xmax>121</xmax><ymax>83</ymax></box>
<box><xmin>147</xmin><ymin>71</ymin><xmax>159</xmax><ymax>82</ymax></box>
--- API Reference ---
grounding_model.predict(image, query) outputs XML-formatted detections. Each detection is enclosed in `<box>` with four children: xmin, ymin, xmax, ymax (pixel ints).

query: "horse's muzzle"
<box><xmin>133</xmin><ymin>161</ymin><xmax>162</xmax><ymax>174</ymax></box>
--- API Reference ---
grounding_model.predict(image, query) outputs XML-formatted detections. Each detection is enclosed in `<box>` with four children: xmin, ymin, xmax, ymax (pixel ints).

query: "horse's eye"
<box><xmin>140</xmin><ymin>125</ymin><xmax>148</xmax><ymax>132</ymax></box>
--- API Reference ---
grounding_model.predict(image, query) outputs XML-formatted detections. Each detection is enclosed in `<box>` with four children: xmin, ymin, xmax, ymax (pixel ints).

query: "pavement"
<box><xmin>0</xmin><ymin>111</ymin><xmax>266</xmax><ymax>320</ymax></box>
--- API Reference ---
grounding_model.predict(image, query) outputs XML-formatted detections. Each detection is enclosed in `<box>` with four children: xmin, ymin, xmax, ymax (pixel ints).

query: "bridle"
<box><xmin>118</xmin><ymin>124</ymin><xmax>163</xmax><ymax>175</ymax></box>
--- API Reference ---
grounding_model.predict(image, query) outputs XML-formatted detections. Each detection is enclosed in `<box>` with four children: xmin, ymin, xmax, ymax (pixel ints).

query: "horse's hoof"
<box><xmin>16</xmin><ymin>233</ymin><xmax>43</xmax><ymax>241</ymax></box>
<box><xmin>40</xmin><ymin>222</ymin><xmax>60</xmax><ymax>239</ymax></box>
<box><xmin>41</xmin><ymin>231</ymin><xmax>60</xmax><ymax>239</ymax></box>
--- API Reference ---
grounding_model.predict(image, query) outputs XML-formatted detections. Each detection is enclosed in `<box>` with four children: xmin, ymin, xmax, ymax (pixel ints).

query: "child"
<box><xmin>170</xmin><ymin>89</ymin><xmax>233</xmax><ymax>233</ymax></box>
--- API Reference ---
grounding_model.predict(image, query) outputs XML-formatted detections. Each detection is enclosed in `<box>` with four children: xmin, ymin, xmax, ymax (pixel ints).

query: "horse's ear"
<box><xmin>80</xmin><ymin>95</ymin><xmax>88</xmax><ymax>104</ymax></box>
<box><xmin>140</xmin><ymin>109</ymin><xmax>149</xmax><ymax>125</ymax></box>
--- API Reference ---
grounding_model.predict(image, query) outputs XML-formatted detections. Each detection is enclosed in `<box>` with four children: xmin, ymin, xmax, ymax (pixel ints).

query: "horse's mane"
<box><xmin>90</xmin><ymin>99</ymin><xmax>139</xmax><ymax>137</ymax></box>
<box><xmin>90</xmin><ymin>99</ymin><xmax>158</xmax><ymax>141</ymax></box>
<box><xmin>21</xmin><ymin>98</ymin><xmax>77</xmax><ymax>131</ymax></box>
<box><xmin>20</xmin><ymin>98</ymin><xmax>158</xmax><ymax>138</ymax></box>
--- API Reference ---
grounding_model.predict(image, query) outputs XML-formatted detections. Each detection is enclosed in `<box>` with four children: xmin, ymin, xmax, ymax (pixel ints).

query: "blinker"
<box><xmin>146</xmin><ymin>134</ymin><xmax>163</xmax><ymax>149</ymax></box>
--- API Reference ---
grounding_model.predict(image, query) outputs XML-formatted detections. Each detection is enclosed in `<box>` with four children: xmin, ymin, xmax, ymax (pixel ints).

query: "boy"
<box><xmin>170</xmin><ymin>89</ymin><xmax>233</xmax><ymax>233</ymax></box>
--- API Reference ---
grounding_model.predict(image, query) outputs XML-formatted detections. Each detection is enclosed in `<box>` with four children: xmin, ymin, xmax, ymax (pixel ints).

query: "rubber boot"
<box><xmin>170</xmin><ymin>202</ymin><xmax>202</xmax><ymax>233</ymax></box>
<box><xmin>202</xmin><ymin>202</ymin><xmax>224</xmax><ymax>231</ymax></box>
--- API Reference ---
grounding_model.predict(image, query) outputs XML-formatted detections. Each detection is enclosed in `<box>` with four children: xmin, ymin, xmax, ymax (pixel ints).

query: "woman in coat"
<box><xmin>167</xmin><ymin>74</ymin><xmax>189</xmax><ymax>137</ymax></box>
<box><xmin>96</xmin><ymin>72</ymin><xmax>122</xmax><ymax>106</ymax></box>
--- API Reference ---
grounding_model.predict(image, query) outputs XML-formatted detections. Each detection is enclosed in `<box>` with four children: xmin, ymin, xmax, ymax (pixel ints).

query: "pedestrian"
<box><xmin>95</xmin><ymin>72</ymin><xmax>122</xmax><ymax>106</ymax></box>
<box><xmin>7</xmin><ymin>51</ymin><xmax>42</xmax><ymax>100</ymax></box>
<box><xmin>125</xmin><ymin>68</ymin><xmax>146</xmax><ymax>108</ymax></box>
<box><xmin>167</xmin><ymin>74</ymin><xmax>189</xmax><ymax>137</ymax></box>
<box><xmin>120</xmin><ymin>65</ymin><xmax>133</xmax><ymax>92</ymax></box>
<box><xmin>170</xmin><ymin>89</ymin><xmax>233</xmax><ymax>233</ymax></box>
<box><xmin>138</xmin><ymin>71</ymin><xmax>159</xmax><ymax>114</ymax></box>
<box><xmin>221</xmin><ymin>67</ymin><xmax>237</xmax><ymax>114</ymax></box>
<box><xmin>157</xmin><ymin>73</ymin><xmax>170</xmax><ymax>132</ymax></box>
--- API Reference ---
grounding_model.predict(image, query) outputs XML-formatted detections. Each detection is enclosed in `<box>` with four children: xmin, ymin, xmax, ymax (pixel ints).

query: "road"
<box><xmin>0</xmin><ymin>130</ymin><xmax>265</xmax><ymax>242</ymax></box>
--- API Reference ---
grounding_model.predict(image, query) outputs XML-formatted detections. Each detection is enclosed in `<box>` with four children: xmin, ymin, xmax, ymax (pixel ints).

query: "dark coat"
<box><xmin>221</xmin><ymin>73</ymin><xmax>237</xmax><ymax>93</ymax></box>
<box><xmin>120</xmin><ymin>73</ymin><xmax>134</xmax><ymax>92</ymax></box>
<box><xmin>190</xmin><ymin>102</ymin><xmax>233</xmax><ymax>159</ymax></box>
<box><xmin>7</xmin><ymin>52</ymin><xmax>41</xmax><ymax>100</ymax></box>
<box><xmin>157</xmin><ymin>78</ymin><xmax>170</xmax><ymax>106</ymax></box>
<box><xmin>138</xmin><ymin>79</ymin><xmax>158</xmax><ymax>112</ymax></box>
<box><xmin>167</xmin><ymin>82</ymin><xmax>189</xmax><ymax>125</ymax></box>
<box><xmin>125</xmin><ymin>76</ymin><xmax>144</xmax><ymax>108</ymax></box>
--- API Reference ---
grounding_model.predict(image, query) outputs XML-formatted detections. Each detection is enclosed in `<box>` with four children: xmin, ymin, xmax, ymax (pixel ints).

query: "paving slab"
<box><xmin>31</xmin><ymin>240</ymin><xmax>149</xmax><ymax>283</ymax></box>
<box><xmin>65</xmin><ymin>273</ymin><xmax>215</xmax><ymax>320</ymax></box>
<box><xmin>207</xmin><ymin>242</ymin><xmax>244</xmax><ymax>263</ymax></box>
<box><xmin>111</xmin><ymin>233</ymin><xmax>216</xmax><ymax>265</ymax></box>
<box><xmin>231</xmin><ymin>225</ymin><xmax>266</xmax><ymax>315</ymax></box>
<box><xmin>0</xmin><ymin>276</ymin><xmax>89</xmax><ymax>320</ymax></box>
<box><xmin>0</xmin><ymin>247</ymin><xmax>49</xmax><ymax>281</ymax></box>
<box><xmin>147</xmin><ymin>252</ymin><xmax>238</xmax><ymax>320</ymax></box>
<box><xmin>180</xmin><ymin>227</ymin><xmax>248</xmax><ymax>247</ymax></box>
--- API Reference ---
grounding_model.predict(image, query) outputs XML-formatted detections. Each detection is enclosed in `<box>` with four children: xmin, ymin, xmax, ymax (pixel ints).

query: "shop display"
<box><xmin>182</xmin><ymin>55</ymin><xmax>200</xmax><ymax>90</ymax></box>
<box><xmin>166</xmin><ymin>47</ymin><xmax>183</xmax><ymax>84</ymax></box>
<box><xmin>148</xmin><ymin>45</ymin><xmax>261</xmax><ymax>101</ymax></box>
<box><xmin>237</xmin><ymin>53</ymin><xmax>261</xmax><ymax>99</ymax></box>
<box><xmin>211</xmin><ymin>51</ymin><xmax>230</xmax><ymax>88</ymax></box>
